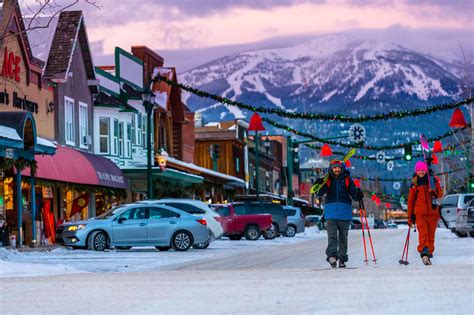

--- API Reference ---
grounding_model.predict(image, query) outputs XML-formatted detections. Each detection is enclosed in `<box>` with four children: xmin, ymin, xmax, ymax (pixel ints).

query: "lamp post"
<box><xmin>142</xmin><ymin>88</ymin><xmax>155</xmax><ymax>200</ymax></box>
<box><xmin>248</xmin><ymin>113</ymin><xmax>265</xmax><ymax>200</ymax></box>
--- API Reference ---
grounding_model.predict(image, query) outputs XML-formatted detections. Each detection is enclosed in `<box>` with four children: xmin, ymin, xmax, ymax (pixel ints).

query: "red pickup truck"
<box><xmin>212</xmin><ymin>204</ymin><xmax>273</xmax><ymax>240</ymax></box>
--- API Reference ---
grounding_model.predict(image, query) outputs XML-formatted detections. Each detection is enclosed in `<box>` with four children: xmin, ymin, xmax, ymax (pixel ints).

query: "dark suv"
<box><xmin>232</xmin><ymin>202</ymin><xmax>288</xmax><ymax>239</ymax></box>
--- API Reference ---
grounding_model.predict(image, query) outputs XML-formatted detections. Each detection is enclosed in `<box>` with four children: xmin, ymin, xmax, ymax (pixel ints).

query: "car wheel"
<box><xmin>454</xmin><ymin>231</ymin><xmax>468</xmax><ymax>238</ymax></box>
<box><xmin>192</xmin><ymin>241</ymin><xmax>210</xmax><ymax>249</ymax></box>
<box><xmin>245</xmin><ymin>225</ymin><xmax>260</xmax><ymax>241</ymax></box>
<box><xmin>262</xmin><ymin>224</ymin><xmax>277</xmax><ymax>240</ymax></box>
<box><xmin>155</xmin><ymin>246</ymin><xmax>171</xmax><ymax>251</ymax></box>
<box><xmin>469</xmin><ymin>231</ymin><xmax>474</xmax><ymax>238</ymax></box>
<box><xmin>88</xmin><ymin>231</ymin><xmax>108</xmax><ymax>251</ymax></box>
<box><xmin>229</xmin><ymin>235</ymin><xmax>242</xmax><ymax>241</ymax></box>
<box><xmin>285</xmin><ymin>225</ymin><xmax>297</xmax><ymax>237</ymax></box>
<box><xmin>171</xmin><ymin>230</ymin><xmax>193</xmax><ymax>251</ymax></box>
<box><xmin>115</xmin><ymin>246</ymin><xmax>132</xmax><ymax>250</ymax></box>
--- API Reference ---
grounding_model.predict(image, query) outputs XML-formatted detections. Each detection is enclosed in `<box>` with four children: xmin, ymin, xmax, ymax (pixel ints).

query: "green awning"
<box><xmin>122</xmin><ymin>167</ymin><xmax>203</xmax><ymax>185</ymax></box>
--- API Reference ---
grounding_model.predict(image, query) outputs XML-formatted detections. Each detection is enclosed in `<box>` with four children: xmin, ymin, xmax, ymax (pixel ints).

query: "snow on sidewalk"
<box><xmin>0</xmin><ymin>226</ymin><xmax>324</xmax><ymax>277</ymax></box>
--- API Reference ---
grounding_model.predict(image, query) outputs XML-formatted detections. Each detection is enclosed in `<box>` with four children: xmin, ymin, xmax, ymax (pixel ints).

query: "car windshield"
<box><xmin>95</xmin><ymin>206</ymin><xmax>127</xmax><ymax>219</ymax></box>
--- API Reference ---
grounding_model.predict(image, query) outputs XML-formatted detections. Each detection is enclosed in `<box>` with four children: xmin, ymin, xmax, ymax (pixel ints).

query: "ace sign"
<box><xmin>1</xmin><ymin>47</ymin><xmax>21</xmax><ymax>82</ymax></box>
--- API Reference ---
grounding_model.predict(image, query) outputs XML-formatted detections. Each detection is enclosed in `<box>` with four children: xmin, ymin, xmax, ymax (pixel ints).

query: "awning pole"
<box><xmin>30</xmin><ymin>168</ymin><xmax>36</xmax><ymax>247</ymax></box>
<box><xmin>16</xmin><ymin>168</ymin><xmax>23</xmax><ymax>247</ymax></box>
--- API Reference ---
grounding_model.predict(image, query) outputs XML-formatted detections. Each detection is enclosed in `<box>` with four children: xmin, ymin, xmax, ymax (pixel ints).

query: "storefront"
<box><xmin>19</xmin><ymin>145</ymin><xmax>128</xmax><ymax>244</ymax></box>
<box><xmin>0</xmin><ymin>111</ymin><xmax>56</xmax><ymax>246</ymax></box>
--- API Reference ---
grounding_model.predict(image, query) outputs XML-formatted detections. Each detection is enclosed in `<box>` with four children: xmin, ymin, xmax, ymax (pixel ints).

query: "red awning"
<box><xmin>22</xmin><ymin>146</ymin><xmax>127</xmax><ymax>189</ymax></box>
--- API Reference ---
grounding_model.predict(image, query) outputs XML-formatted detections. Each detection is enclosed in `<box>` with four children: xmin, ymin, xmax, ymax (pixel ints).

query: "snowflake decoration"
<box><xmin>393</xmin><ymin>182</ymin><xmax>401</xmax><ymax>190</ymax></box>
<box><xmin>349</xmin><ymin>124</ymin><xmax>366</xmax><ymax>143</ymax></box>
<box><xmin>387</xmin><ymin>161</ymin><xmax>394</xmax><ymax>171</ymax></box>
<box><xmin>376</xmin><ymin>151</ymin><xmax>386</xmax><ymax>163</ymax></box>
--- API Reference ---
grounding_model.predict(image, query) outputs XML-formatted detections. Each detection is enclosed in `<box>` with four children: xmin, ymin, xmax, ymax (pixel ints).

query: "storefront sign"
<box><xmin>0</xmin><ymin>90</ymin><xmax>39</xmax><ymax>113</ymax></box>
<box><xmin>1</xmin><ymin>47</ymin><xmax>21</xmax><ymax>82</ymax></box>
<box><xmin>97</xmin><ymin>171</ymin><xmax>124</xmax><ymax>184</ymax></box>
<box><xmin>4</xmin><ymin>148</ymin><xmax>14</xmax><ymax>159</ymax></box>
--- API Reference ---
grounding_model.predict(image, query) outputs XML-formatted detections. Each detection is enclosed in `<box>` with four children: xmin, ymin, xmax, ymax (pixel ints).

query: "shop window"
<box><xmin>113</xmin><ymin>119</ymin><xmax>119</xmax><ymax>155</ymax></box>
<box><xmin>65</xmin><ymin>96</ymin><xmax>75</xmax><ymax>145</ymax></box>
<box><xmin>119</xmin><ymin>122</ymin><xmax>124</xmax><ymax>157</ymax></box>
<box><xmin>99</xmin><ymin>118</ymin><xmax>110</xmax><ymax>154</ymax></box>
<box><xmin>79</xmin><ymin>102</ymin><xmax>88</xmax><ymax>148</ymax></box>
<box><xmin>137</xmin><ymin>113</ymin><xmax>142</xmax><ymax>146</ymax></box>
<box><xmin>235</xmin><ymin>157</ymin><xmax>240</xmax><ymax>173</ymax></box>
<box><xmin>126</xmin><ymin>122</ymin><xmax>132</xmax><ymax>158</ymax></box>
<box><xmin>142</xmin><ymin>116</ymin><xmax>147</xmax><ymax>149</ymax></box>
<box><xmin>131</xmin><ymin>115</ymin><xmax>136</xmax><ymax>145</ymax></box>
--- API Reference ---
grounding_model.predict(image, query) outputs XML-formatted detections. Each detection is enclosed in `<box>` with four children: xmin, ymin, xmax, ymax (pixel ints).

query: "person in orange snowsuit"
<box><xmin>407</xmin><ymin>161</ymin><xmax>443</xmax><ymax>265</ymax></box>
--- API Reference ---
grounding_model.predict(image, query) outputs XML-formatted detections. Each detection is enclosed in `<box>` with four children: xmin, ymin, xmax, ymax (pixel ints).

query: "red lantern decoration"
<box><xmin>321</xmin><ymin>144</ymin><xmax>332</xmax><ymax>157</ymax></box>
<box><xmin>432</xmin><ymin>154</ymin><xmax>439</xmax><ymax>165</ymax></box>
<box><xmin>433</xmin><ymin>140</ymin><xmax>443</xmax><ymax>153</ymax></box>
<box><xmin>248</xmin><ymin>112</ymin><xmax>265</xmax><ymax>131</ymax></box>
<box><xmin>353</xmin><ymin>179</ymin><xmax>361</xmax><ymax>188</ymax></box>
<box><xmin>385</xmin><ymin>202</ymin><xmax>391</xmax><ymax>208</ymax></box>
<box><xmin>345</xmin><ymin>160</ymin><xmax>351</xmax><ymax>168</ymax></box>
<box><xmin>449</xmin><ymin>108</ymin><xmax>467</xmax><ymax>128</ymax></box>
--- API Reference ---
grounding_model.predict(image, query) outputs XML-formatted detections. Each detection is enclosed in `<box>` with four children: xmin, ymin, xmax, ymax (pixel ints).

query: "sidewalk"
<box><xmin>2</xmin><ymin>244</ymin><xmax>60</xmax><ymax>252</ymax></box>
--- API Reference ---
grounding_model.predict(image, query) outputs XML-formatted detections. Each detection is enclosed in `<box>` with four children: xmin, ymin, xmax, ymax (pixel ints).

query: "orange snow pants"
<box><xmin>416</xmin><ymin>215</ymin><xmax>439</xmax><ymax>257</ymax></box>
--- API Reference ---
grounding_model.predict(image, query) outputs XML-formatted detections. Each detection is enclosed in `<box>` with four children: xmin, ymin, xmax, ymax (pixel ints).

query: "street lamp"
<box><xmin>142</xmin><ymin>87</ymin><xmax>155</xmax><ymax>200</ymax></box>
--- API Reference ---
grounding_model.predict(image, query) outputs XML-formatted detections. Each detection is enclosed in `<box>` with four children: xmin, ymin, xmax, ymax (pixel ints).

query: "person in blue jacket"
<box><xmin>316</xmin><ymin>159</ymin><xmax>363</xmax><ymax>268</ymax></box>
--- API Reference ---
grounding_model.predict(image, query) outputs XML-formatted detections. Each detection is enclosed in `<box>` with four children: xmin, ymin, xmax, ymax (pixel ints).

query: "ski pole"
<box><xmin>399</xmin><ymin>227</ymin><xmax>410</xmax><ymax>265</ymax></box>
<box><xmin>361</xmin><ymin>200</ymin><xmax>377</xmax><ymax>264</ymax></box>
<box><xmin>404</xmin><ymin>226</ymin><xmax>410</xmax><ymax>264</ymax></box>
<box><xmin>359</xmin><ymin>202</ymin><xmax>368</xmax><ymax>264</ymax></box>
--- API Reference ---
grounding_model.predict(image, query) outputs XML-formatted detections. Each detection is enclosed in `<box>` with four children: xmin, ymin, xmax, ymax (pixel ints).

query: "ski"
<box><xmin>419</xmin><ymin>134</ymin><xmax>449</xmax><ymax>229</ymax></box>
<box><xmin>310</xmin><ymin>148</ymin><xmax>357</xmax><ymax>194</ymax></box>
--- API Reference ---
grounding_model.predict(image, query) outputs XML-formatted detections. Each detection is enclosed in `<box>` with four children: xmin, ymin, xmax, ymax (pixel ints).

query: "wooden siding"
<box><xmin>54</xmin><ymin>42</ymin><xmax>94</xmax><ymax>151</ymax></box>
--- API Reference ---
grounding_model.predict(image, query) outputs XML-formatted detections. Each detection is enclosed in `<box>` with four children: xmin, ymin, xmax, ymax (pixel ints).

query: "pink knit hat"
<box><xmin>415</xmin><ymin>161</ymin><xmax>428</xmax><ymax>172</ymax></box>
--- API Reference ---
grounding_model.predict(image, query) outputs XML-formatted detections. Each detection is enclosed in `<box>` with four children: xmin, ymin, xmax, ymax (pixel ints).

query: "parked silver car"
<box><xmin>137</xmin><ymin>199</ymin><xmax>223</xmax><ymax>249</ymax></box>
<box><xmin>441</xmin><ymin>193</ymin><xmax>474</xmax><ymax>237</ymax></box>
<box><xmin>56</xmin><ymin>204</ymin><xmax>210</xmax><ymax>251</ymax></box>
<box><xmin>457</xmin><ymin>199</ymin><xmax>474</xmax><ymax>237</ymax></box>
<box><xmin>282</xmin><ymin>206</ymin><xmax>305</xmax><ymax>237</ymax></box>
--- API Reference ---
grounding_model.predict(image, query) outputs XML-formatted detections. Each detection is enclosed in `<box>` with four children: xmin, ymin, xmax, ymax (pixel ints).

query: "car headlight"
<box><xmin>66</xmin><ymin>224</ymin><xmax>87</xmax><ymax>231</ymax></box>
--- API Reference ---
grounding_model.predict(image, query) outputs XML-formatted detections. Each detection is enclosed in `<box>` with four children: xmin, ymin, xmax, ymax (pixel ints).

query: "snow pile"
<box><xmin>0</xmin><ymin>226</ymin><xmax>324</xmax><ymax>277</ymax></box>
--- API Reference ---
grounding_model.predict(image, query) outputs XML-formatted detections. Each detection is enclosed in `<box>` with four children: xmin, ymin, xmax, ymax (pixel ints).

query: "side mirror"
<box><xmin>118</xmin><ymin>217</ymin><xmax>127</xmax><ymax>224</ymax></box>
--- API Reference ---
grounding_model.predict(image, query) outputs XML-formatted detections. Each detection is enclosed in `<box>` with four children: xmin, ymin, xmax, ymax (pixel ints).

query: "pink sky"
<box><xmin>20</xmin><ymin>0</ymin><xmax>473</xmax><ymax>55</ymax></box>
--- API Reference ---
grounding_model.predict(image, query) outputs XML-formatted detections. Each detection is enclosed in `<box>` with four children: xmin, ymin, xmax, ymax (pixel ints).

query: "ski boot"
<box><xmin>338</xmin><ymin>261</ymin><xmax>346</xmax><ymax>268</ymax></box>
<box><xmin>329</xmin><ymin>257</ymin><xmax>337</xmax><ymax>268</ymax></box>
<box><xmin>422</xmin><ymin>256</ymin><xmax>432</xmax><ymax>266</ymax></box>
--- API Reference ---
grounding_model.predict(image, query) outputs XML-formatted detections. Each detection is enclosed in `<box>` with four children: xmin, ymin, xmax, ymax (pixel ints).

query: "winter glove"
<box><xmin>408</xmin><ymin>214</ymin><xmax>416</xmax><ymax>227</ymax></box>
<box><xmin>356</xmin><ymin>188</ymin><xmax>364</xmax><ymax>201</ymax></box>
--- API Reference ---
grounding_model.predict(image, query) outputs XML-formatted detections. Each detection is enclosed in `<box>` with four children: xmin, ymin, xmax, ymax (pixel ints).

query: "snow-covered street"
<box><xmin>0</xmin><ymin>227</ymin><xmax>473</xmax><ymax>314</ymax></box>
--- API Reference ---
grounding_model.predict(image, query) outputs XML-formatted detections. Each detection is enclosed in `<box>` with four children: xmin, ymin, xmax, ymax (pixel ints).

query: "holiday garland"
<box><xmin>262</xmin><ymin>116</ymin><xmax>470</xmax><ymax>150</ymax></box>
<box><xmin>352</xmin><ymin>168</ymin><xmax>465</xmax><ymax>181</ymax></box>
<box><xmin>304</xmin><ymin>143</ymin><xmax>463</xmax><ymax>161</ymax></box>
<box><xmin>155</xmin><ymin>74</ymin><xmax>472</xmax><ymax>123</ymax></box>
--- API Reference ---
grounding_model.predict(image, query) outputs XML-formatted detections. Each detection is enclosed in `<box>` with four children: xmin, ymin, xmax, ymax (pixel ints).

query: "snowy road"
<box><xmin>1</xmin><ymin>228</ymin><xmax>473</xmax><ymax>314</ymax></box>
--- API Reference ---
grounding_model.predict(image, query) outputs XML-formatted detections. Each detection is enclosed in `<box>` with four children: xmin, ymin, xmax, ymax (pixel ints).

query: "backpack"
<box><xmin>326</xmin><ymin>177</ymin><xmax>350</xmax><ymax>190</ymax></box>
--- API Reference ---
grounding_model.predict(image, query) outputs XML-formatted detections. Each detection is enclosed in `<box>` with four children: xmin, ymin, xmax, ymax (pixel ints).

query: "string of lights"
<box><xmin>155</xmin><ymin>74</ymin><xmax>472</xmax><ymax>123</ymax></box>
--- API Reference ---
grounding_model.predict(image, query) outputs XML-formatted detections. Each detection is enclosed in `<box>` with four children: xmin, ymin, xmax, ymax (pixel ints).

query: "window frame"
<box><xmin>113</xmin><ymin>119</ymin><xmax>119</xmax><ymax>156</ymax></box>
<box><xmin>98</xmin><ymin>117</ymin><xmax>110</xmax><ymax>154</ymax></box>
<box><xmin>126</xmin><ymin>122</ymin><xmax>132</xmax><ymax>158</ymax></box>
<box><xmin>79</xmin><ymin>102</ymin><xmax>88</xmax><ymax>149</ymax></box>
<box><xmin>64</xmin><ymin>96</ymin><xmax>75</xmax><ymax>145</ymax></box>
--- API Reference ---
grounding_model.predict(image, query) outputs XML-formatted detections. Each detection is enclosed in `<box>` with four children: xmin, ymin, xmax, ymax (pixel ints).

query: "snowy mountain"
<box><xmin>179</xmin><ymin>33</ymin><xmax>470</xmax><ymax>188</ymax></box>
<box><xmin>181</xmin><ymin>33</ymin><xmax>466</xmax><ymax>121</ymax></box>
